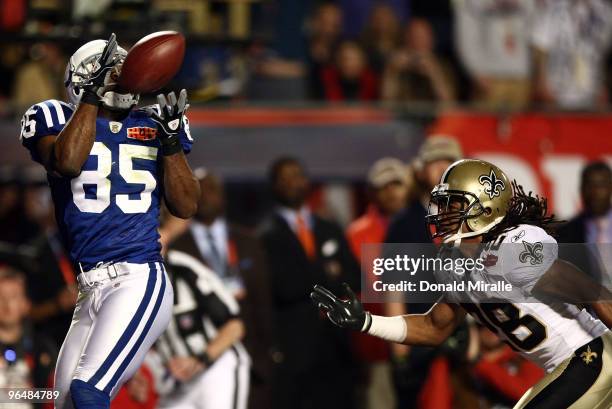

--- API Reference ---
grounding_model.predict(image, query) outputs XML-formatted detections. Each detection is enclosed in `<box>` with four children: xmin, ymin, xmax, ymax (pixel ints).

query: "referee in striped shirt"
<box><xmin>152</xmin><ymin>250</ymin><xmax>250</xmax><ymax>409</ymax></box>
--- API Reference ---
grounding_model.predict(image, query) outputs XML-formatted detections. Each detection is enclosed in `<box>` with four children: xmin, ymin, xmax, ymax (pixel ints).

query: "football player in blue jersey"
<box><xmin>19</xmin><ymin>34</ymin><xmax>200</xmax><ymax>409</ymax></box>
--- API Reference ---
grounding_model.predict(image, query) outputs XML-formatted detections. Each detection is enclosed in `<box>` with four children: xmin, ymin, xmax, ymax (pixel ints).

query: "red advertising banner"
<box><xmin>429</xmin><ymin>111</ymin><xmax>612</xmax><ymax>218</ymax></box>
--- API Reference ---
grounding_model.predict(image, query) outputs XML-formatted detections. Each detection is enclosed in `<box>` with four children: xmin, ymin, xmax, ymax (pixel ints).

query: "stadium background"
<box><xmin>0</xmin><ymin>0</ymin><xmax>612</xmax><ymax>408</ymax></box>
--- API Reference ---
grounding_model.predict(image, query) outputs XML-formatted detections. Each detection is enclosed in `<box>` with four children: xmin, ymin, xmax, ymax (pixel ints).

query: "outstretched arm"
<box><xmin>402</xmin><ymin>302</ymin><xmax>465</xmax><ymax>346</ymax></box>
<box><xmin>311</xmin><ymin>284</ymin><xmax>465</xmax><ymax>346</ymax></box>
<box><xmin>148</xmin><ymin>90</ymin><xmax>199</xmax><ymax>219</ymax></box>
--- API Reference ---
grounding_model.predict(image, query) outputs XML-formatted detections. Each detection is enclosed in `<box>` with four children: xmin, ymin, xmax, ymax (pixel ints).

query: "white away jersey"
<box><xmin>436</xmin><ymin>224</ymin><xmax>608</xmax><ymax>372</ymax></box>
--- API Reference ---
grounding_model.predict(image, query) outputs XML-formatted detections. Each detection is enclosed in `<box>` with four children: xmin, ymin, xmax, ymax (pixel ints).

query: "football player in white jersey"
<box><xmin>312</xmin><ymin>159</ymin><xmax>612</xmax><ymax>408</ymax></box>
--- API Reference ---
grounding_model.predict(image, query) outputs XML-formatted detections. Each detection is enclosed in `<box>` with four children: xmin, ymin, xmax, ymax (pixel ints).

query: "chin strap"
<box><xmin>100</xmin><ymin>91</ymin><xmax>139</xmax><ymax>110</ymax></box>
<box><xmin>444</xmin><ymin>216</ymin><xmax>504</xmax><ymax>246</ymax></box>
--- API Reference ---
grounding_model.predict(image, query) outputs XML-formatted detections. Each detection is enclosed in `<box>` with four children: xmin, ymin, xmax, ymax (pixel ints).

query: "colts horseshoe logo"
<box><xmin>479</xmin><ymin>169</ymin><xmax>505</xmax><ymax>199</ymax></box>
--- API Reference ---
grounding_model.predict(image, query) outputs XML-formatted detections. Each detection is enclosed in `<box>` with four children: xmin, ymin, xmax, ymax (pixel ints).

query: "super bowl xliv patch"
<box><xmin>127</xmin><ymin>127</ymin><xmax>157</xmax><ymax>141</ymax></box>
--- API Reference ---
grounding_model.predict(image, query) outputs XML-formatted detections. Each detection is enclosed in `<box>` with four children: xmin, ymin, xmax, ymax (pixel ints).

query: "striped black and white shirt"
<box><xmin>155</xmin><ymin>250</ymin><xmax>249</xmax><ymax>387</ymax></box>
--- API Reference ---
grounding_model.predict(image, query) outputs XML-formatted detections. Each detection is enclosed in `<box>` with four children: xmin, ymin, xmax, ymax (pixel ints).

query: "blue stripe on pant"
<box><xmin>87</xmin><ymin>262</ymin><xmax>158</xmax><ymax>388</ymax></box>
<box><xmin>103</xmin><ymin>264</ymin><xmax>167</xmax><ymax>394</ymax></box>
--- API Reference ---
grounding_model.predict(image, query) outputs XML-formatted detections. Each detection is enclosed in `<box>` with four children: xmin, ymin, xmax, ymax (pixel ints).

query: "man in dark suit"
<box><xmin>557</xmin><ymin>161</ymin><xmax>612</xmax><ymax>284</ymax></box>
<box><xmin>259</xmin><ymin>157</ymin><xmax>360</xmax><ymax>409</ymax></box>
<box><xmin>169</xmin><ymin>169</ymin><xmax>273</xmax><ymax>409</ymax></box>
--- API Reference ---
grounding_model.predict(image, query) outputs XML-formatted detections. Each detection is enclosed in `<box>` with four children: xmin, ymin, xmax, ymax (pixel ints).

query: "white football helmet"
<box><xmin>64</xmin><ymin>39</ymin><xmax>139</xmax><ymax>110</ymax></box>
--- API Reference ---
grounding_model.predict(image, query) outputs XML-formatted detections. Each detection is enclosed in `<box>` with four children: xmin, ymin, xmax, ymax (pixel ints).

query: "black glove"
<box><xmin>80</xmin><ymin>33</ymin><xmax>118</xmax><ymax>106</ymax></box>
<box><xmin>146</xmin><ymin>89</ymin><xmax>189</xmax><ymax>156</ymax></box>
<box><xmin>310</xmin><ymin>283</ymin><xmax>371</xmax><ymax>331</ymax></box>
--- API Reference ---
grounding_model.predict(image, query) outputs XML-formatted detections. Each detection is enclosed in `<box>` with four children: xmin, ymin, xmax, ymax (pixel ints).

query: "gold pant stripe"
<box><xmin>514</xmin><ymin>331</ymin><xmax>612</xmax><ymax>409</ymax></box>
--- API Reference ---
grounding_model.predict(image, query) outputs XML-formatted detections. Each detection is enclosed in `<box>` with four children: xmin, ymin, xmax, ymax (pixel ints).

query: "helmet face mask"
<box><xmin>426</xmin><ymin>159</ymin><xmax>512</xmax><ymax>244</ymax></box>
<box><xmin>64</xmin><ymin>39</ymin><xmax>139</xmax><ymax>110</ymax></box>
<box><xmin>426</xmin><ymin>186</ymin><xmax>484</xmax><ymax>241</ymax></box>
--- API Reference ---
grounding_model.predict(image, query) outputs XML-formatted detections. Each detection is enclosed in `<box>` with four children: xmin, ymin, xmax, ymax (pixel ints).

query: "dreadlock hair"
<box><xmin>483</xmin><ymin>180</ymin><xmax>561</xmax><ymax>241</ymax></box>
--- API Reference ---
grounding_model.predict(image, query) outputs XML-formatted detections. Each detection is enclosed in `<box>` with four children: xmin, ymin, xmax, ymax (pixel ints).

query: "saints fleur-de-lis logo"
<box><xmin>519</xmin><ymin>241</ymin><xmax>543</xmax><ymax>265</ymax></box>
<box><xmin>479</xmin><ymin>169</ymin><xmax>505</xmax><ymax>199</ymax></box>
<box><xmin>580</xmin><ymin>345</ymin><xmax>598</xmax><ymax>365</ymax></box>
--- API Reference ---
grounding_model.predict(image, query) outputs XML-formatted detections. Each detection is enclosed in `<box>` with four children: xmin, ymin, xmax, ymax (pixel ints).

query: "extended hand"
<box><xmin>167</xmin><ymin>356</ymin><xmax>205</xmax><ymax>382</ymax></box>
<box><xmin>146</xmin><ymin>89</ymin><xmax>189</xmax><ymax>156</ymax></box>
<box><xmin>310</xmin><ymin>283</ymin><xmax>370</xmax><ymax>331</ymax></box>
<box><xmin>80</xmin><ymin>33</ymin><xmax>119</xmax><ymax>105</ymax></box>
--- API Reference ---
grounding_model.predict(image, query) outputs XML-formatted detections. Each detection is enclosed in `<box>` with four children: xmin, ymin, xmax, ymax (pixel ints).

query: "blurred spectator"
<box><xmin>21</xmin><ymin>166</ymin><xmax>77</xmax><ymax>347</ymax></box>
<box><xmin>170</xmin><ymin>168</ymin><xmax>273</xmax><ymax>409</ymax></box>
<box><xmin>13</xmin><ymin>43</ymin><xmax>65</xmax><ymax>114</ymax></box>
<box><xmin>247</xmin><ymin>46</ymin><xmax>308</xmax><ymax>100</ymax></box>
<box><xmin>557</xmin><ymin>161</ymin><xmax>612</xmax><ymax>285</ymax></box>
<box><xmin>411</xmin><ymin>0</ymin><xmax>455</xmax><ymax>53</ymax></box>
<box><xmin>419</xmin><ymin>324</ymin><xmax>543</xmax><ymax>409</ymax></box>
<box><xmin>341</xmin><ymin>0</ymin><xmax>409</xmax><ymax>39</ymax></box>
<box><xmin>360</xmin><ymin>2</ymin><xmax>402</xmax><ymax>74</ymax></box>
<box><xmin>469</xmin><ymin>326</ymin><xmax>544</xmax><ymax>408</ymax></box>
<box><xmin>0</xmin><ymin>265</ymin><xmax>57</xmax><ymax>404</ymax></box>
<box><xmin>384</xmin><ymin>134</ymin><xmax>462</xmax><ymax>254</ymax></box>
<box><xmin>0</xmin><ymin>45</ymin><xmax>25</xmax><ymax>113</ymax></box>
<box><xmin>453</xmin><ymin>0</ymin><xmax>535</xmax><ymax>110</ymax></box>
<box><xmin>259</xmin><ymin>157</ymin><xmax>360</xmax><ymax>409</ymax></box>
<box><xmin>382</xmin><ymin>18</ymin><xmax>455</xmax><ymax>103</ymax></box>
<box><xmin>153</xmin><ymin>250</ymin><xmax>249</xmax><ymax>409</ymax></box>
<box><xmin>558</xmin><ymin>161</ymin><xmax>612</xmax><ymax>244</ymax></box>
<box><xmin>531</xmin><ymin>0</ymin><xmax>612</xmax><ymax>109</ymax></box>
<box><xmin>321</xmin><ymin>41</ymin><xmax>378</xmax><ymax>101</ymax></box>
<box><xmin>308</xmin><ymin>3</ymin><xmax>344</xmax><ymax>98</ymax></box>
<box><xmin>111</xmin><ymin>366</ymin><xmax>159</xmax><ymax>409</ymax></box>
<box><xmin>384</xmin><ymin>135</ymin><xmax>462</xmax><ymax>409</ymax></box>
<box><xmin>174</xmin><ymin>169</ymin><xmax>247</xmax><ymax>296</ymax></box>
<box><xmin>0</xmin><ymin>166</ymin><xmax>32</xmax><ymax>244</ymax></box>
<box><xmin>269</xmin><ymin>0</ymin><xmax>313</xmax><ymax>61</ymax></box>
<box><xmin>348</xmin><ymin>157</ymin><xmax>412</xmax><ymax>260</ymax></box>
<box><xmin>346</xmin><ymin>158</ymin><xmax>411</xmax><ymax>409</ymax></box>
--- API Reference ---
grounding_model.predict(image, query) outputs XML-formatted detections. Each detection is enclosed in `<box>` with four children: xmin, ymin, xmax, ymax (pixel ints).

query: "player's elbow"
<box><xmin>429</xmin><ymin>331</ymin><xmax>450</xmax><ymax>347</ymax></box>
<box><xmin>53</xmin><ymin>148</ymin><xmax>83</xmax><ymax>177</ymax></box>
<box><xmin>54</xmin><ymin>159</ymin><xmax>82</xmax><ymax>178</ymax></box>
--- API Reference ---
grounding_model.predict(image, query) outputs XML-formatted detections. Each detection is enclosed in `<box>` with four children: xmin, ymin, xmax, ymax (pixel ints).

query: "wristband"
<box><xmin>363</xmin><ymin>314</ymin><xmax>408</xmax><ymax>343</ymax></box>
<box><xmin>160</xmin><ymin>138</ymin><xmax>182</xmax><ymax>156</ymax></box>
<box><xmin>80</xmin><ymin>90</ymin><xmax>101</xmax><ymax>106</ymax></box>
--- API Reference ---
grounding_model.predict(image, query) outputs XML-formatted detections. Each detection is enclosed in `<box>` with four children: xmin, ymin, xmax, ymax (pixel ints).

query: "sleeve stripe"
<box><xmin>49</xmin><ymin>100</ymin><xmax>66</xmax><ymax>125</ymax></box>
<box><xmin>36</xmin><ymin>103</ymin><xmax>53</xmax><ymax>127</ymax></box>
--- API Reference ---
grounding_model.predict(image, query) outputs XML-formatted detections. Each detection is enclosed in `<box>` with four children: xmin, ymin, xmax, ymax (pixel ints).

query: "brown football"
<box><xmin>118</xmin><ymin>31</ymin><xmax>185</xmax><ymax>93</ymax></box>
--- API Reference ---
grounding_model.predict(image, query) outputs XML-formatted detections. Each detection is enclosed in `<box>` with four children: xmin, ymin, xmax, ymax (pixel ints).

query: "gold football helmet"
<box><xmin>426</xmin><ymin>159</ymin><xmax>512</xmax><ymax>243</ymax></box>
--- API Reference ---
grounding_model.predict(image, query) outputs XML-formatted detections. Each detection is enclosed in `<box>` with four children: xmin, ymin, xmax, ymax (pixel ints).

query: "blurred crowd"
<box><xmin>2</xmin><ymin>0</ymin><xmax>612</xmax><ymax>115</ymax></box>
<box><xmin>1</xmin><ymin>134</ymin><xmax>610</xmax><ymax>409</ymax></box>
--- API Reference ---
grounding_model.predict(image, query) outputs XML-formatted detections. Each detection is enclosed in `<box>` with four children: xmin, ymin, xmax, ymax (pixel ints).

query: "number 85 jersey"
<box><xmin>20</xmin><ymin>99</ymin><xmax>193</xmax><ymax>270</ymax></box>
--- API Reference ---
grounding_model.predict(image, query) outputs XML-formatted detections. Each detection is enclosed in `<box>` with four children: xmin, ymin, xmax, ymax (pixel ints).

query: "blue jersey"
<box><xmin>20</xmin><ymin>100</ymin><xmax>193</xmax><ymax>270</ymax></box>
